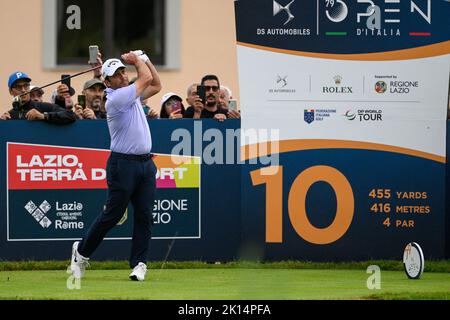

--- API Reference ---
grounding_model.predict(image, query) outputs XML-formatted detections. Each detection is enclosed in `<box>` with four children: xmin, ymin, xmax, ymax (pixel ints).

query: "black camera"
<box><xmin>12</xmin><ymin>97</ymin><xmax>22</xmax><ymax>111</ymax></box>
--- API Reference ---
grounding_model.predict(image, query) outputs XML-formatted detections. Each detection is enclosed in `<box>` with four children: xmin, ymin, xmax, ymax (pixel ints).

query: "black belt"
<box><xmin>111</xmin><ymin>152</ymin><xmax>153</xmax><ymax>162</ymax></box>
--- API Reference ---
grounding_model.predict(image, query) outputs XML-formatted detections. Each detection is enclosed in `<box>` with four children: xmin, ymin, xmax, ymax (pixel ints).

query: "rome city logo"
<box><xmin>25</xmin><ymin>200</ymin><xmax>52</xmax><ymax>228</ymax></box>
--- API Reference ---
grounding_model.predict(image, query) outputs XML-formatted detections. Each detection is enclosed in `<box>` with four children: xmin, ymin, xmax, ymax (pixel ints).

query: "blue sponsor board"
<box><xmin>8</xmin><ymin>188</ymin><xmax>200</xmax><ymax>240</ymax></box>
<box><xmin>241</xmin><ymin>146</ymin><xmax>446</xmax><ymax>260</ymax></box>
<box><xmin>0</xmin><ymin>120</ymin><xmax>448</xmax><ymax>260</ymax></box>
<box><xmin>235</xmin><ymin>0</ymin><xmax>449</xmax><ymax>54</ymax></box>
<box><xmin>0</xmin><ymin>120</ymin><xmax>241</xmax><ymax>261</ymax></box>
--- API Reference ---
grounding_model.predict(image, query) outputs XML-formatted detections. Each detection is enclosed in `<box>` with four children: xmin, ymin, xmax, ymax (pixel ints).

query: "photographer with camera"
<box><xmin>1</xmin><ymin>72</ymin><xmax>77</xmax><ymax>124</ymax></box>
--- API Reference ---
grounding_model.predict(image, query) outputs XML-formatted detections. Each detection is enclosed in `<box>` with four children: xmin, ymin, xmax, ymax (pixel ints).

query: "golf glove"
<box><xmin>132</xmin><ymin>50</ymin><xmax>150</xmax><ymax>63</ymax></box>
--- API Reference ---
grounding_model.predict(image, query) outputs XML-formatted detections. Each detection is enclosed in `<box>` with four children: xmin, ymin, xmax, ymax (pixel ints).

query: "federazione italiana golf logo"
<box><xmin>7</xmin><ymin>143</ymin><xmax>201</xmax><ymax>241</ymax></box>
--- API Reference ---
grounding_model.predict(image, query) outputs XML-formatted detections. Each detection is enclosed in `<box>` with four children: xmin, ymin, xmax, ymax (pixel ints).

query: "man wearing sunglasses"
<box><xmin>187</xmin><ymin>75</ymin><xmax>229</xmax><ymax>120</ymax></box>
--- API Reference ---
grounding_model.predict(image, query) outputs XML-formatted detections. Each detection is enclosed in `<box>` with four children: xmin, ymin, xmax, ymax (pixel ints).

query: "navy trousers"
<box><xmin>78</xmin><ymin>152</ymin><xmax>157</xmax><ymax>268</ymax></box>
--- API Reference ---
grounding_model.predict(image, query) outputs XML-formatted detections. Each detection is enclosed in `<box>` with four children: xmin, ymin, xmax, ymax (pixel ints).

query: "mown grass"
<box><xmin>0</xmin><ymin>268</ymin><xmax>449</xmax><ymax>300</ymax></box>
<box><xmin>0</xmin><ymin>260</ymin><xmax>449</xmax><ymax>272</ymax></box>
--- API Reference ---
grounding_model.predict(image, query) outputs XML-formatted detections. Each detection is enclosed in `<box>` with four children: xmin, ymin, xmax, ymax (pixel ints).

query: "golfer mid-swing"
<box><xmin>70</xmin><ymin>51</ymin><xmax>160</xmax><ymax>281</ymax></box>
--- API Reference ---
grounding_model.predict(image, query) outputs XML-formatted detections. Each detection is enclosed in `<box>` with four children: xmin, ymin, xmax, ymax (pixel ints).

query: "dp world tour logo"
<box><xmin>273</xmin><ymin>0</ymin><xmax>295</xmax><ymax>26</ymax></box>
<box><xmin>25</xmin><ymin>200</ymin><xmax>52</xmax><ymax>228</ymax></box>
<box><xmin>304</xmin><ymin>109</ymin><xmax>315</xmax><ymax>124</ymax></box>
<box><xmin>344</xmin><ymin>110</ymin><xmax>356</xmax><ymax>120</ymax></box>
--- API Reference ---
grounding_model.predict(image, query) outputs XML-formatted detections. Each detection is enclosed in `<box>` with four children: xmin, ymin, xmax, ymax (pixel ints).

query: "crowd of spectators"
<box><xmin>1</xmin><ymin>50</ymin><xmax>240</xmax><ymax>124</ymax></box>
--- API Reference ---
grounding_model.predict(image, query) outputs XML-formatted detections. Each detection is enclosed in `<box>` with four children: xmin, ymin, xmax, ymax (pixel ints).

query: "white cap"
<box><xmin>101</xmin><ymin>59</ymin><xmax>126</xmax><ymax>78</ymax></box>
<box><xmin>160</xmin><ymin>92</ymin><xmax>182</xmax><ymax>107</ymax></box>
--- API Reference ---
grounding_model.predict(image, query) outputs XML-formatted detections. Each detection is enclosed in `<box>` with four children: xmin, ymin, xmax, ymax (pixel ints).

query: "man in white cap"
<box><xmin>70</xmin><ymin>51</ymin><xmax>161</xmax><ymax>281</ymax></box>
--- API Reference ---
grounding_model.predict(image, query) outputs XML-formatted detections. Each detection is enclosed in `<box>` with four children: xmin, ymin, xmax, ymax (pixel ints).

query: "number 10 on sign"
<box><xmin>251</xmin><ymin>166</ymin><xmax>355</xmax><ymax>245</ymax></box>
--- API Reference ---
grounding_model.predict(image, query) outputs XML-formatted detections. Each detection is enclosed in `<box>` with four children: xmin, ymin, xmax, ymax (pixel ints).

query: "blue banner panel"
<box><xmin>241</xmin><ymin>147</ymin><xmax>446</xmax><ymax>260</ymax></box>
<box><xmin>235</xmin><ymin>0</ymin><xmax>449</xmax><ymax>54</ymax></box>
<box><xmin>0</xmin><ymin>120</ymin><xmax>448</xmax><ymax>261</ymax></box>
<box><xmin>0</xmin><ymin>120</ymin><xmax>241</xmax><ymax>261</ymax></box>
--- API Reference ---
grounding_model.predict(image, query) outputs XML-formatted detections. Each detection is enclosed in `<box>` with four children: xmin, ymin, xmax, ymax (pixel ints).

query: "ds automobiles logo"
<box><xmin>273</xmin><ymin>0</ymin><xmax>295</xmax><ymax>25</ymax></box>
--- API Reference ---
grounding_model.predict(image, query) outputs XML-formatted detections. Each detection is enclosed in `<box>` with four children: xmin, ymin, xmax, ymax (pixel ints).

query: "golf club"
<box><xmin>16</xmin><ymin>50</ymin><xmax>148</xmax><ymax>100</ymax></box>
<box><xmin>161</xmin><ymin>231</ymin><xmax>179</xmax><ymax>269</ymax></box>
<box><xmin>17</xmin><ymin>65</ymin><xmax>102</xmax><ymax>99</ymax></box>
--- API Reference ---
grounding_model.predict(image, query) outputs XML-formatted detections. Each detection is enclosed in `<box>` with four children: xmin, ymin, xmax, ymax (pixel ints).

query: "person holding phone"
<box><xmin>186</xmin><ymin>75</ymin><xmax>228</xmax><ymax>121</ymax></box>
<box><xmin>218</xmin><ymin>86</ymin><xmax>240</xmax><ymax>119</ymax></box>
<box><xmin>183</xmin><ymin>83</ymin><xmax>203</xmax><ymax>119</ymax></box>
<box><xmin>159</xmin><ymin>93</ymin><xmax>185</xmax><ymax>119</ymax></box>
<box><xmin>70</xmin><ymin>51</ymin><xmax>160</xmax><ymax>282</ymax></box>
<box><xmin>74</xmin><ymin>79</ymin><xmax>107</xmax><ymax>120</ymax></box>
<box><xmin>1</xmin><ymin>71</ymin><xmax>77</xmax><ymax>124</ymax></box>
<box><xmin>52</xmin><ymin>76</ymin><xmax>76</xmax><ymax>111</ymax></box>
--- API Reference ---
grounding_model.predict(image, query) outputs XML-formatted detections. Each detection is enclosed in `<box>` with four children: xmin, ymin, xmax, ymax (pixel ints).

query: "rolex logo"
<box><xmin>273</xmin><ymin>0</ymin><xmax>295</xmax><ymax>26</ymax></box>
<box><xmin>334</xmin><ymin>75</ymin><xmax>343</xmax><ymax>85</ymax></box>
<box><xmin>323</xmin><ymin>75</ymin><xmax>353</xmax><ymax>94</ymax></box>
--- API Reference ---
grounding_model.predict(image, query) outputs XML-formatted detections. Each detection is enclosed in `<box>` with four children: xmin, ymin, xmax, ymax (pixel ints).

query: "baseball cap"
<box><xmin>30</xmin><ymin>86</ymin><xmax>44</xmax><ymax>95</ymax></box>
<box><xmin>83</xmin><ymin>78</ymin><xmax>106</xmax><ymax>90</ymax></box>
<box><xmin>102</xmin><ymin>59</ymin><xmax>126</xmax><ymax>78</ymax></box>
<box><xmin>161</xmin><ymin>92</ymin><xmax>183</xmax><ymax>107</ymax></box>
<box><xmin>8</xmin><ymin>71</ymin><xmax>31</xmax><ymax>89</ymax></box>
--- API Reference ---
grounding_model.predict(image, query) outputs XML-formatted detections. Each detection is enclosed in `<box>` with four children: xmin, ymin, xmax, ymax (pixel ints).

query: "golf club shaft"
<box><xmin>18</xmin><ymin>65</ymin><xmax>102</xmax><ymax>98</ymax></box>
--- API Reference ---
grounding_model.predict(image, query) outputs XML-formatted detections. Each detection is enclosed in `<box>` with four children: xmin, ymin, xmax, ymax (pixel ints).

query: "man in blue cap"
<box><xmin>0</xmin><ymin>71</ymin><xmax>77</xmax><ymax>124</ymax></box>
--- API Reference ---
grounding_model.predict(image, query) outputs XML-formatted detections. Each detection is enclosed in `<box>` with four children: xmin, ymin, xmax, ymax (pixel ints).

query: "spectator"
<box><xmin>183</xmin><ymin>83</ymin><xmax>203</xmax><ymax>119</ymax></box>
<box><xmin>130</xmin><ymin>77</ymin><xmax>158</xmax><ymax>119</ymax></box>
<box><xmin>1</xmin><ymin>71</ymin><xmax>77</xmax><ymax>124</ymax></box>
<box><xmin>74</xmin><ymin>79</ymin><xmax>107</xmax><ymax>120</ymax></box>
<box><xmin>218</xmin><ymin>85</ymin><xmax>240</xmax><ymax>119</ymax></box>
<box><xmin>218</xmin><ymin>86</ymin><xmax>232</xmax><ymax>110</ymax></box>
<box><xmin>52</xmin><ymin>84</ymin><xmax>76</xmax><ymax>111</ymax></box>
<box><xmin>197</xmin><ymin>75</ymin><xmax>228</xmax><ymax>121</ymax></box>
<box><xmin>160</xmin><ymin>93</ymin><xmax>185</xmax><ymax>119</ymax></box>
<box><xmin>29</xmin><ymin>86</ymin><xmax>45</xmax><ymax>103</ymax></box>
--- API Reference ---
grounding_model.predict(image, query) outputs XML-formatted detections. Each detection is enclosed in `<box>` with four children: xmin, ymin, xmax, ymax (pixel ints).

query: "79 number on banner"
<box><xmin>251</xmin><ymin>166</ymin><xmax>354</xmax><ymax>245</ymax></box>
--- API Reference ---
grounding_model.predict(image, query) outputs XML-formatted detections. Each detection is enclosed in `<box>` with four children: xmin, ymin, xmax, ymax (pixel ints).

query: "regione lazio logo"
<box><xmin>273</xmin><ymin>0</ymin><xmax>295</xmax><ymax>25</ymax></box>
<box><xmin>375</xmin><ymin>81</ymin><xmax>387</xmax><ymax>94</ymax></box>
<box><xmin>304</xmin><ymin>109</ymin><xmax>315</xmax><ymax>124</ymax></box>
